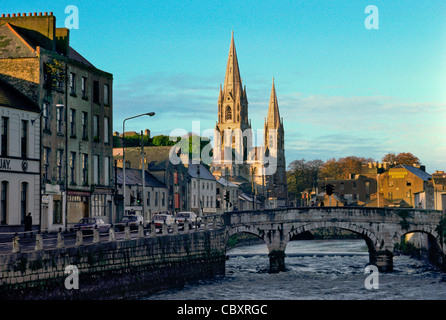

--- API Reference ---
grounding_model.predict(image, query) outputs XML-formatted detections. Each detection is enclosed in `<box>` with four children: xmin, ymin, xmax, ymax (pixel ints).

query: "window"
<box><xmin>155</xmin><ymin>192</ymin><xmax>158</xmax><ymax>206</ymax></box>
<box><xmin>82</xmin><ymin>77</ymin><xmax>87</xmax><ymax>98</ymax></box>
<box><xmin>1</xmin><ymin>181</ymin><xmax>7</xmax><ymax>225</ymax></box>
<box><xmin>53</xmin><ymin>200</ymin><xmax>62</xmax><ymax>224</ymax></box>
<box><xmin>406</xmin><ymin>181</ymin><xmax>412</xmax><ymax>187</ymax></box>
<box><xmin>43</xmin><ymin>148</ymin><xmax>51</xmax><ymax>181</ymax></box>
<box><xmin>43</xmin><ymin>103</ymin><xmax>50</xmax><ymax>131</ymax></box>
<box><xmin>21</xmin><ymin>120</ymin><xmax>28</xmax><ymax>158</ymax></box>
<box><xmin>162</xmin><ymin>192</ymin><xmax>165</xmax><ymax>206</ymax></box>
<box><xmin>56</xmin><ymin>105</ymin><xmax>64</xmax><ymax>133</ymax></box>
<box><xmin>93</xmin><ymin>115</ymin><xmax>99</xmax><ymax>140</ymax></box>
<box><xmin>147</xmin><ymin>191</ymin><xmax>150</xmax><ymax>206</ymax></box>
<box><xmin>104</xmin><ymin>156</ymin><xmax>110</xmax><ymax>186</ymax></box>
<box><xmin>70</xmin><ymin>152</ymin><xmax>76</xmax><ymax>185</ymax></box>
<box><xmin>57</xmin><ymin>149</ymin><xmax>63</xmax><ymax>182</ymax></box>
<box><xmin>225</xmin><ymin>106</ymin><xmax>232</xmax><ymax>121</ymax></box>
<box><xmin>104</xmin><ymin>84</ymin><xmax>109</xmax><ymax>105</ymax></box>
<box><xmin>93</xmin><ymin>155</ymin><xmax>99</xmax><ymax>185</ymax></box>
<box><xmin>104</xmin><ymin>117</ymin><xmax>109</xmax><ymax>144</ymax></box>
<box><xmin>82</xmin><ymin>112</ymin><xmax>88</xmax><ymax>139</ymax></box>
<box><xmin>193</xmin><ymin>195</ymin><xmax>196</xmax><ymax>207</ymax></box>
<box><xmin>93</xmin><ymin>80</ymin><xmax>100</xmax><ymax>103</ymax></box>
<box><xmin>69</xmin><ymin>109</ymin><xmax>76</xmax><ymax>137</ymax></box>
<box><xmin>69</xmin><ymin>72</ymin><xmax>76</xmax><ymax>95</ymax></box>
<box><xmin>1</xmin><ymin>117</ymin><xmax>8</xmax><ymax>156</ymax></box>
<box><xmin>82</xmin><ymin>153</ymin><xmax>88</xmax><ymax>185</ymax></box>
<box><xmin>20</xmin><ymin>182</ymin><xmax>28</xmax><ymax>224</ymax></box>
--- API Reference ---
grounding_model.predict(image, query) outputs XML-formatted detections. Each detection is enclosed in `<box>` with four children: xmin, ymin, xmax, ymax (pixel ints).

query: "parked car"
<box><xmin>73</xmin><ymin>218</ymin><xmax>111</xmax><ymax>234</ymax></box>
<box><xmin>114</xmin><ymin>215</ymin><xmax>144</xmax><ymax>231</ymax></box>
<box><xmin>175</xmin><ymin>211</ymin><xmax>201</xmax><ymax>229</ymax></box>
<box><xmin>151</xmin><ymin>213</ymin><xmax>175</xmax><ymax>230</ymax></box>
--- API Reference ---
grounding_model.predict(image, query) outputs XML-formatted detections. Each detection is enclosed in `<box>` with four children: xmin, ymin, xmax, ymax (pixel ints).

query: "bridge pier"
<box><xmin>269</xmin><ymin>250</ymin><xmax>286</xmax><ymax>273</ymax></box>
<box><xmin>371</xmin><ymin>250</ymin><xmax>393</xmax><ymax>272</ymax></box>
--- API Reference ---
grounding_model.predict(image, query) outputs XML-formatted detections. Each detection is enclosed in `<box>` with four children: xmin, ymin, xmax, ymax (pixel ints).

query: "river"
<box><xmin>141</xmin><ymin>239</ymin><xmax>446</xmax><ymax>300</ymax></box>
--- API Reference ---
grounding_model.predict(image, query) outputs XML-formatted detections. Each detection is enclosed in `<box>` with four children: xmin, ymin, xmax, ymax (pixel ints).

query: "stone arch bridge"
<box><xmin>223</xmin><ymin>207</ymin><xmax>445</xmax><ymax>273</ymax></box>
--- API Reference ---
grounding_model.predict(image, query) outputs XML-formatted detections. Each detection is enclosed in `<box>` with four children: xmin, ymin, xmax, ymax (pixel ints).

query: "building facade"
<box><xmin>188</xmin><ymin>163</ymin><xmax>217</xmax><ymax>216</ymax></box>
<box><xmin>0</xmin><ymin>80</ymin><xmax>40</xmax><ymax>232</ymax></box>
<box><xmin>114</xmin><ymin>167</ymin><xmax>168</xmax><ymax>222</ymax></box>
<box><xmin>0</xmin><ymin>12</ymin><xmax>113</xmax><ymax>231</ymax></box>
<box><xmin>114</xmin><ymin>146</ymin><xmax>190</xmax><ymax>216</ymax></box>
<box><xmin>378</xmin><ymin>165</ymin><xmax>431</xmax><ymax>208</ymax></box>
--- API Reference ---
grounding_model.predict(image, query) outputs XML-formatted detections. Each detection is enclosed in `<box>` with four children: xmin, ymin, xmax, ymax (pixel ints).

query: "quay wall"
<box><xmin>0</xmin><ymin>229</ymin><xmax>226</xmax><ymax>300</ymax></box>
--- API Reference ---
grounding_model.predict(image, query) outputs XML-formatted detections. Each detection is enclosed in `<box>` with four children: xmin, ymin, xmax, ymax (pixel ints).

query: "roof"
<box><xmin>68</xmin><ymin>46</ymin><xmax>95</xmax><ymax>67</ymax></box>
<box><xmin>114</xmin><ymin>167</ymin><xmax>167</xmax><ymax>188</ymax></box>
<box><xmin>188</xmin><ymin>163</ymin><xmax>216</xmax><ymax>181</ymax></box>
<box><xmin>397</xmin><ymin>165</ymin><xmax>431</xmax><ymax>181</ymax></box>
<box><xmin>0</xmin><ymin>23</ymin><xmax>37</xmax><ymax>58</ymax></box>
<box><xmin>217</xmin><ymin>177</ymin><xmax>238</xmax><ymax>188</ymax></box>
<box><xmin>0</xmin><ymin>79</ymin><xmax>39</xmax><ymax>112</ymax></box>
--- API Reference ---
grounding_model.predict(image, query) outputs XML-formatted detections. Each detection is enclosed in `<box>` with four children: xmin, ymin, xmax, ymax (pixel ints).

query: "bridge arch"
<box><xmin>286</xmin><ymin>221</ymin><xmax>382</xmax><ymax>256</ymax></box>
<box><xmin>393</xmin><ymin>228</ymin><xmax>444</xmax><ymax>267</ymax></box>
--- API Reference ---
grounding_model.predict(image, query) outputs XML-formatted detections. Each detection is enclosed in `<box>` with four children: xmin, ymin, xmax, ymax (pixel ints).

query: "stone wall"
<box><xmin>0</xmin><ymin>229</ymin><xmax>226</xmax><ymax>300</ymax></box>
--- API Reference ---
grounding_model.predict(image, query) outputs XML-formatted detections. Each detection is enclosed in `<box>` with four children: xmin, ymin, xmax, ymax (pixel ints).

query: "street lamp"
<box><xmin>122</xmin><ymin>112</ymin><xmax>155</xmax><ymax>217</ymax></box>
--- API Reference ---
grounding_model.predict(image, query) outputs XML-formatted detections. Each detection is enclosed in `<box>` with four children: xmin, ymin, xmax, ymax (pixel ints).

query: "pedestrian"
<box><xmin>24</xmin><ymin>212</ymin><xmax>32</xmax><ymax>238</ymax></box>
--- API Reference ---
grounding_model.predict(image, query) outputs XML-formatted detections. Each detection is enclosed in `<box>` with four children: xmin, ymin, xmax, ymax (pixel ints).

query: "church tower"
<box><xmin>263</xmin><ymin>78</ymin><xmax>288</xmax><ymax>207</ymax></box>
<box><xmin>213</xmin><ymin>32</ymin><xmax>252</xmax><ymax>179</ymax></box>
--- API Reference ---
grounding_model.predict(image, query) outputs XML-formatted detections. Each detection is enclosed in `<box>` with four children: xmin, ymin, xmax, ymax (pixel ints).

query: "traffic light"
<box><xmin>224</xmin><ymin>191</ymin><xmax>230</xmax><ymax>202</ymax></box>
<box><xmin>325</xmin><ymin>184</ymin><xmax>334</xmax><ymax>196</ymax></box>
<box><xmin>130</xmin><ymin>194</ymin><xmax>135</xmax><ymax>204</ymax></box>
<box><xmin>136</xmin><ymin>192</ymin><xmax>141</xmax><ymax>204</ymax></box>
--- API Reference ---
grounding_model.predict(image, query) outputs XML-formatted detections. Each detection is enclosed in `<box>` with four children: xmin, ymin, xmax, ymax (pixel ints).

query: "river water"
<box><xmin>142</xmin><ymin>239</ymin><xmax>446</xmax><ymax>300</ymax></box>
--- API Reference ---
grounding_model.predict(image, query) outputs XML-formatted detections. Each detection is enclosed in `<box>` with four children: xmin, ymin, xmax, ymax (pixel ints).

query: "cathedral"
<box><xmin>210</xmin><ymin>32</ymin><xmax>288</xmax><ymax>208</ymax></box>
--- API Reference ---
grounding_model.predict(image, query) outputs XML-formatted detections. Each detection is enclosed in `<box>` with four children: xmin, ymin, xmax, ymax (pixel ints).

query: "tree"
<box><xmin>338</xmin><ymin>156</ymin><xmax>372</xmax><ymax>179</ymax></box>
<box><xmin>382</xmin><ymin>152</ymin><xmax>420</xmax><ymax>166</ymax></box>
<box><xmin>287</xmin><ymin>159</ymin><xmax>323</xmax><ymax>198</ymax></box>
<box><xmin>319</xmin><ymin>158</ymin><xmax>342</xmax><ymax>180</ymax></box>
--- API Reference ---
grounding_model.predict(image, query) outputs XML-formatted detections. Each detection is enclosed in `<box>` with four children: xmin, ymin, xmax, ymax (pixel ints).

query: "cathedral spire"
<box><xmin>266</xmin><ymin>77</ymin><xmax>281</xmax><ymax>129</ymax></box>
<box><xmin>223</xmin><ymin>31</ymin><xmax>243</xmax><ymax>100</ymax></box>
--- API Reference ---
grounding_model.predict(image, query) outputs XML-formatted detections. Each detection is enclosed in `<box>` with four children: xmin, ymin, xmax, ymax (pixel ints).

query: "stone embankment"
<box><xmin>0</xmin><ymin>222</ymin><xmax>226</xmax><ymax>300</ymax></box>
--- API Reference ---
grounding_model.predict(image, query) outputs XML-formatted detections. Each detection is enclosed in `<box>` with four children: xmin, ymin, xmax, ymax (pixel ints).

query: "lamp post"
<box><xmin>122</xmin><ymin>112</ymin><xmax>155</xmax><ymax>217</ymax></box>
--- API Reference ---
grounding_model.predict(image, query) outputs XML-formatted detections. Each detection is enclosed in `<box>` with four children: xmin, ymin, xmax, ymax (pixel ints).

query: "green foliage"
<box><xmin>397</xmin><ymin>210</ymin><xmax>412</xmax><ymax>230</ymax></box>
<box><xmin>287</xmin><ymin>159</ymin><xmax>323</xmax><ymax>198</ymax></box>
<box><xmin>394</xmin><ymin>239</ymin><xmax>420</xmax><ymax>257</ymax></box>
<box><xmin>44</xmin><ymin>59</ymin><xmax>66</xmax><ymax>91</ymax></box>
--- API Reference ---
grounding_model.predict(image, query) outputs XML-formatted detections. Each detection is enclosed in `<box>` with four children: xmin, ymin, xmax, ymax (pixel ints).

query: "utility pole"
<box><xmin>141</xmin><ymin>130</ymin><xmax>146</xmax><ymax>220</ymax></box>
<box><xmin>197</xmin><ymin>163</ymin><xmax>201</xmax><ymax>217</ymax></box>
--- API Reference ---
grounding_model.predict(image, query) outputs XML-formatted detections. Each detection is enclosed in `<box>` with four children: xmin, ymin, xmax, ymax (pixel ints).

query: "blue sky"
<box><xmin>3</xmin><ymin>0</ymin><xmax>446</xmax><ymax>172</ymax></box>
